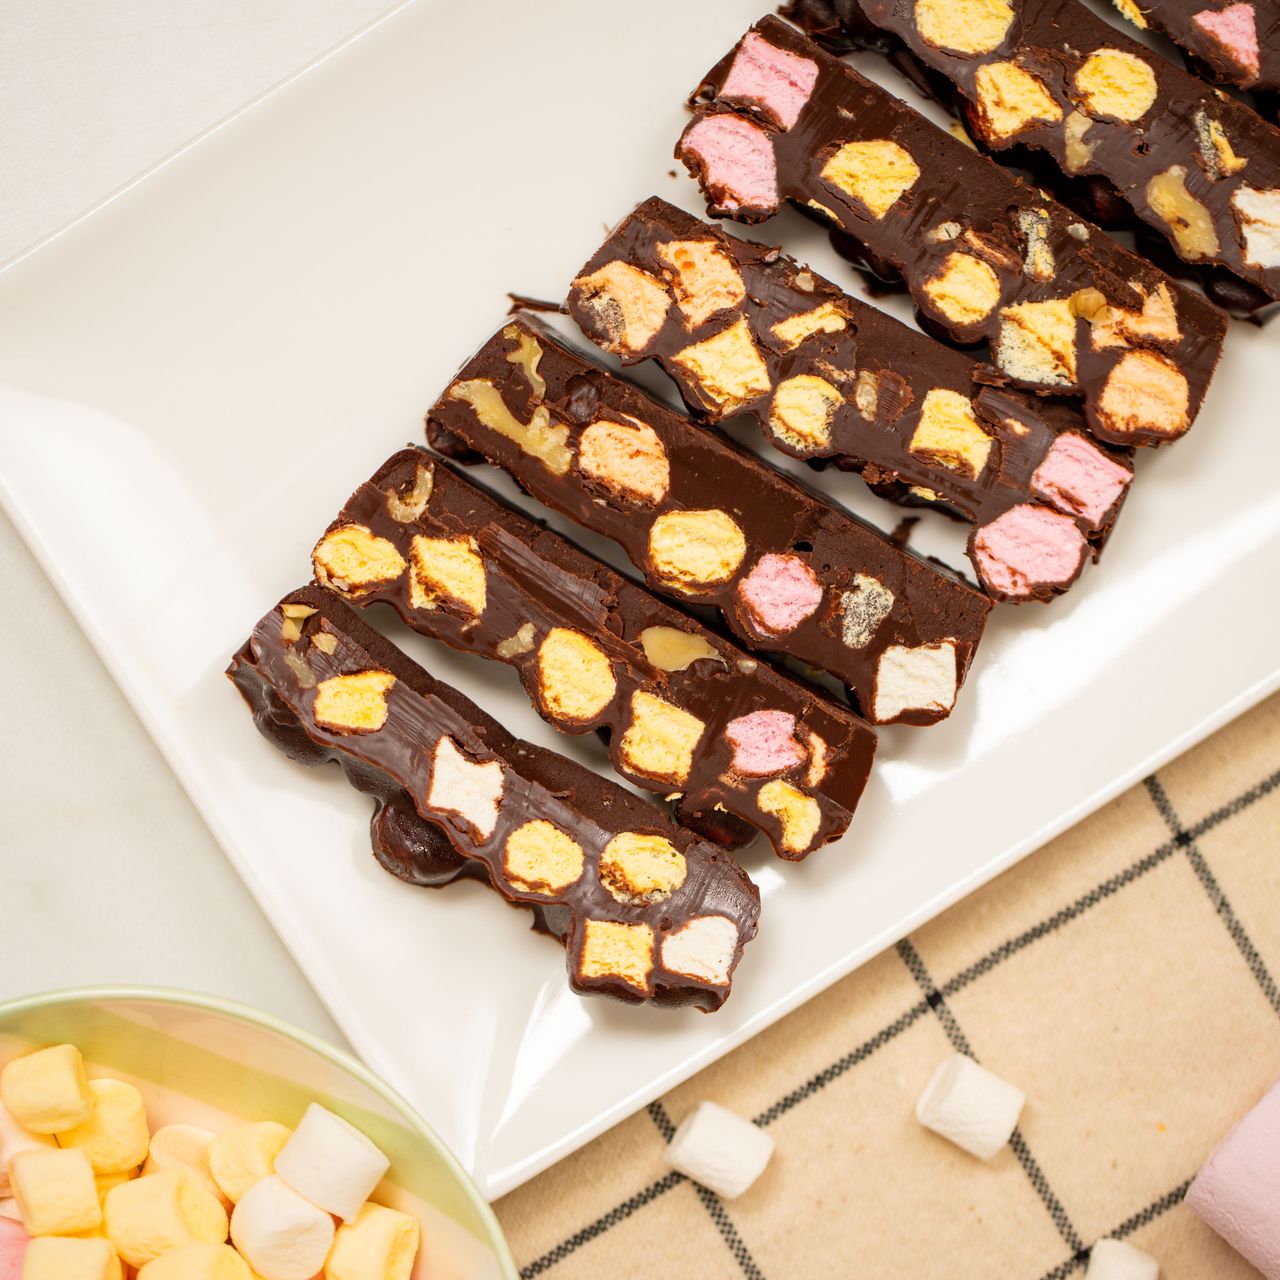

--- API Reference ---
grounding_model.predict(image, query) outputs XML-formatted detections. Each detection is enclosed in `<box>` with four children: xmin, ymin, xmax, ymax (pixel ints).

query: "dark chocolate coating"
<box><xmin>314</xmin><ymin>448</ymin><xmax>876</xmax><ymax>860</ymax></box>
<box><xmin>678</xmin><ymin>16</ymin><xmax>1228</xmax><ymax>447</ymax></box>
<box><xmin>425</xmin><ymin>318</ymin><xmax>991</xmax><ymax>727</ymax></box>
<box><xmin>227</xmin><ymin>587</ymin><xmax>760</xmax><ymax>1010</ymax></box>
<box><xmin>567</xmin><ymin>196</ymin><xmax>1134</xmax><ymax>602</ymax></box>
<box><xmin>838</xmin><ymin>0</ymin><xmax>1280</xmax><ymax>299</ymax></box>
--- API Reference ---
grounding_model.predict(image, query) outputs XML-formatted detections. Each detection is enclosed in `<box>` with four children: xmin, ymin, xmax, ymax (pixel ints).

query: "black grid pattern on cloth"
<box><xmin>513</xmin><ymin>762</ymin><xmax>1280</xmax><ymax>1280</ymax></box>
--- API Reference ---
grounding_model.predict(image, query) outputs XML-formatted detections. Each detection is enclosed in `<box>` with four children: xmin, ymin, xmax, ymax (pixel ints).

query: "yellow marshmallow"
<box><xmin>21</xmin><ymin>1236</ymin><xmax>122</xmax><ymax>1280</ymax></box>
<box><xmin>57</xmin><ymin>1080</ymin><xmax>149</xmax><ymax>1175</ymax></box>
<box><xmin>144</xmin><ymin>1125</ymin><xmax>226</xmax><ymax>1205</ymax></box>
<box><xmin>0</xmin><ymin>1100</ymin><xmax>56</xmax><ymax>1196</ymax></box>
<box><xmin>10</xmin><ymin>1147</ymin><xmax>101</xmax><ymax>1236</ymax></box>
<box><xmin>208</xmin><ymin>1123</ymin><xmax>292</xmax><ymax>1205</ymax></box>
<box><xmin>93</xmin><ymin>1169</ymin><xmax>137</xmax><ymax>1201</ymax></box>
<box><xmin>324</xmin><ymin>1202</ymin><xmax>420</xmax><ymax>1280</ymax></box>
<box><xmin>136</xmin><ymin>1242</ymin><xmax>253</xmax><ymax>1280</ymax></box>
<box><xmin>103</xmin><ymin>1168</ymin><xmax>228</xmax><ymax>1268</ymax></box>
<box><xmin>0</xmin><ymin>1047</ymin><xmax>91</xmax><ymax>1135</ymax></box>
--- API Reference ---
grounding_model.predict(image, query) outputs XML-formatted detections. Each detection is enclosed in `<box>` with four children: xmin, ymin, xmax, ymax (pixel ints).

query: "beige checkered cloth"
<box><xmin>495</xmin><ymin>694</ymin><xmax>1280</xmax><ymax>1279</ymax></box>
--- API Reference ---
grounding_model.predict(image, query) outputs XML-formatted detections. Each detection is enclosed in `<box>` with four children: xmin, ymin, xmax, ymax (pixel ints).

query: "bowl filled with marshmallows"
<box><xmin>0</xmin><ymin>987</ymin><xmax>516</xmax><ymax>1280</ymax></box>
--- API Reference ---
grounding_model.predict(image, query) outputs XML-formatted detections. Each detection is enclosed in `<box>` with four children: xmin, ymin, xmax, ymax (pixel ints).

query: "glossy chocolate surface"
<box><xmin>426</xmin><ymin>317</ymin><xmax>992</xmax><ymax>727</ymax></box>
<box><xmin>678</xmin><ymin>16</ymin><xmax>1227</xmax><ymax>447</ymax></box>
<box><xmin>568</xmin><ymin>197</ymin><xmax>1134</xmax><ymax>602</ymax></box>
<box><xmin>313</xmin><ymin>448</ymin><xmax>876</xmax><ymax>860</ymax></box>
<box><xmin>228</xmin><ymin>587</ymin><xmax>760</xmax><ymax>1010</ymax></box>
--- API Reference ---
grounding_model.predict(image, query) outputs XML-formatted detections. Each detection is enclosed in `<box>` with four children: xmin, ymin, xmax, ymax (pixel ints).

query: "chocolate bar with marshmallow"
<box><xmin>425</xmin><ymin>318</ymin><xmax>991</xmax><ymax>727</ymax></box>
<box><xmin>782</xmin><ymin>0</ymin><xmax>1280</xmax><ymax>301</ymax></box>
<box><xmin>1113</xmin><ymin>1</ymin><xmax>1279</xmax><ymax>105</ymax></box>
<box><xmin>312</xmin><ymin>447</ymin><xmax>876</xmax><ymax>860</ymax></box>
<box><xmin>568</xmin><ymin>197</ymin><xmax>1134</xmax><ymax>603</ymax></box>
<box><xmin>228</xmin><ymin>587</ymin><xmax>760</xmax><ymax>1010</ymax></box>
<box><xmin>676</xmin><ymin>16</ymin><xmax>1228</xmax><ymax>447</ymax></box>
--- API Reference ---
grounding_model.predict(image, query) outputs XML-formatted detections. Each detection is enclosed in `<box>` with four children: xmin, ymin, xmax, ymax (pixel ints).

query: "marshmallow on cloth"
<box><xmin>663</xmin><ymin>1102</ymin><xmax>775</xmax><ymax>1200</ymax></box>
<box><xmin>9</xmin><ymin>1147</ymin><xmax>101</xmax><ymax>1236</ymax></box>
<box><xmin>0</xmin><ymin>1216</ymin><xmax>29</xmax><ymax>1280</ymax></box>
<box><xmin>22</xmin><ymin>1237</ymin><xmax>122</xmax><ymax>1280</ymax></box>
<box><xmin>916</xmin><ymin>1053</ymin><xmax>1025</xmax><ymax>1160</ymax></box>
<box><xmin>57</xmin><ymin>1080</ymin><xmax>150</xmax><ymax>1175</ymax></box>
<box><xmin>230</xmin><ymin>1174</ymin><xmax>334</xmax><ymax>1280</ymax></box>
<box><xmin>273</xmin><ymin>1105</ymin><xmax>389</xmax><ymax>1222</ymax></box>
<box><xmin>325</xmin><ymin>1202</ymin><xmax>420</xmax><ymax>1280</ymax></box>
<box><xmin>0</xmin><ymin>1048</ymin><xmax>91</xmax><ymax>1136</ymax></box>
<box><xmin>137</xmin><ymin>1242</ymin><xmax>253</xmax><ymax>1280</ymax></box>
<box><xmin>1085</xmin><ymin>1238</ymin><xmax>1159</xmax><ymax>1279</ymax></box>
<box><xmin>208</xmin><ymin>1122</ymin><xmax>292</xmax><ymax>1205</ymax></box>
<box><xmin>103</xmin><ymin>1168</ymin><xmax>228</xmax><ymax>1268</ymax></box>
<box><xmin>0</xmin><ymin>1102</ymin><xmax>54</xmax><ymax>1196</ymax></box>
<box><xmin>1187</xmin><ymin>1076</ymin><xmax>1280</xmax><ymax>1279</ymax></box>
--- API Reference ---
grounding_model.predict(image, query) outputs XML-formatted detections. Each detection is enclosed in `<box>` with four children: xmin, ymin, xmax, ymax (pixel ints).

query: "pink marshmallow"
<box><xmin>1188</xmin><ymin>1077</ymin><xmax>1280</xmax><ymax>1279</ymax></box>
<box><xmin>1193</xmin><ymin>4</ymin><xmax>1261</xmax><ymax>78</ymax></box>
<box><xmin>1031</xmin><ymin>431</ymin><xmax>1132</xmax><ymax>528</ymax></box>
<box><xmin>725</xmin><ymin>710</ymin><xmax>806</xmax><ymax>777</ymax></box>
<box><xmin>720</xmin><ymin>32</ymin><xmax>819</xmax><ymax>130</ymax></box>
<box><xmin>679</xmin><ymin>115</ymin><xmax>779</xmax><ymax>213</ymax></box>
<box><xmin>0</xmin><ymin>1217</ymin><xmax>29</xmax><ymax>1280</ymax></box>
<box><xmin>737</xmin><ymin>553</ymin><xmax>823</xmax><ymax>634</ymax></box>
<box><xmin>972</xmin><ymin>504</ymin><xmax>1087</xmax><ymax>599</ymax></box>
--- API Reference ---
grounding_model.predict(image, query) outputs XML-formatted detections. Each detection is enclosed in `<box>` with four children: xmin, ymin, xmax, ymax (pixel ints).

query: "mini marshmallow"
<box><xmin>663</xmin><ymin>1102</ymin><xmax>774</xmax><ymax>1200</ymax></box>
<box><xmin>57</xmin><ymin>1080</ymin><xmax>150</xmax><ymax>1175</ymax></box>
<box><xmin>230</xmin><ymin>1175</ymin><xmax>334</xmax><ymax>1280</ymax></box>
<box><xmin>208</xmin><ymin>1123</ymin><xmax>292</xmax><ymax>1205</ymax></box>
<box><xmin>0</xmin><ymin>1102</ymin><xmax>54</xmax><ymax>1196</ymax></box>
<box><xmin>273</xmin><ymin>1106</ymin><xmax>390</xmax><ymax>1223</ymax></box>
<box><xmin>0</xmin><ymin>1216</ymin><xmax>29</xmax><ymax>1280</ymax></box>
<box><xmin>0</xmin><ymin>1048</ymin><xmax>92</xmax><ymax>1136</ymax></box>
<box><xmin>1187</xmin><ymin>1077</ymin><xmax>1280</xmax><ymax>1279</ymax></box>
<box><xmin>144</xmin><ymin>1125</ymin><xmax>226</xmax><ymax>1205</ymax></box>
<box><xmin>9</xmin><ymin>1147</ymin><xmax>101</xmax><ymax>1236</ymax></box>
<box><xmin>92</xmin><ymin>1170</ymin><xmax>136</xmax><ymax>1200</ymax></box>
<box><xmin>103</xmin><ymin>1169</ymin><xmax>228</xmax><ymax>1268</ymax></box>
<box><xmin>324</xmin><ymin>1202</ymin><xmax>420</xmax><ymax>1280</ymax></box>
<box><xmin>1085</xmin><ymin>1238</ymin><xmax>1159</xmax><ymax>1280</ymax></box>
<box><xmin>136</xmin><ymin>1242</ymin><xmax>253</xmax><ymax>1280</ymax></box>
<box><xmin>21</xmin><ymin>1237</ymin><xmax>122</xmax><ymax>1280</ymax></box>
<box><xmin>915</xmin><ymin>1053</ymin><xmax>1025</xmax><ymax>1160</ymax></box>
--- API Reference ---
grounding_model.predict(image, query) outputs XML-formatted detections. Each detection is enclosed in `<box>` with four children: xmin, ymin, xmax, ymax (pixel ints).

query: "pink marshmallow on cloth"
<box><xmin>725</xmin><ymin>710</ymin><xmax>806</xmax><ymax>776</ymax></box>
<box><xmin>972</xmin><ymin>504</ymin><xmax>1087</xmax><ymax>600</ymax></box>
<box><xmin>0</xmin><ymin>1216</ymin><xmax>29</xmax><ymax>1280</ymax></box>
<box><xmin>1193</xmin><ymin>4</ymin><xmax>1261</xmax><ymax>79</ymax></box>
<box><xmin>679</xmin><ymin>115</ymin><xmax>779</xmax><ymax>213</ymax></box>
<box><xmin>1031</xmin><ymin>432</ymin><xmax>1132</xmax><ymax>528</ymax></box>
<box><xmin>1187</xmin><ymin>1076</ymin><xmax>1280</xmax><ymax>1278</ymax></box>
<box><xmin>720</xmin><ymin>31</ymin><xmax>819</xmax><ymax>129</ymax></box>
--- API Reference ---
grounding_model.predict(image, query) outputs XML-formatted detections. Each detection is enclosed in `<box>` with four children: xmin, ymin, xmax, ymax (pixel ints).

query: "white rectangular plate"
<box><xmin>1</xmin><ymin>0</ymin><xmax>1277</xmax><ymax>1201</ymax></box>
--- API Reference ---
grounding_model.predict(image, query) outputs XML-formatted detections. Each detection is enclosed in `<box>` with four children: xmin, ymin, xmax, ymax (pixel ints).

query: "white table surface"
<box><xmin>0</xmin><ymin>0</ymin><xmax>398</xmax><ymax>1038</ymax></box>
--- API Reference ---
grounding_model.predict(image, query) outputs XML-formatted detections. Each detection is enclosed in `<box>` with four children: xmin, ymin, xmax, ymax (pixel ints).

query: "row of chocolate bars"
<box><xmin>229</xmin><ymin>6</ymin><xmax>1277</xmax><ymax>1011</ymax></box>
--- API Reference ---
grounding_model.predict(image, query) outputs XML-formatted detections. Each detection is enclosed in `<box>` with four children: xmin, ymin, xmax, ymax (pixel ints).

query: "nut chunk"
<box><xmin>228</xmin><ymin>589</ymin><xmax>760</xmax><ymax>1009</ymax></box>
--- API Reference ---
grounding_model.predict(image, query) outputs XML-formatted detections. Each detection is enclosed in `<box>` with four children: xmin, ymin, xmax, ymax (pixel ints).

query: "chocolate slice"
<box><xmin>312</xmin><ymin>447</ymin><xmax>876</xmax><ymax>860</ymax></box>
<box><xmin>568</xmin><ymin>196</ymin><xmax>1134</xmax><ymax>603</ymax></box>
<box><xmin>425</xmin><ymin>317</ymin><xmax>991</xmax><ymax>727</ymax></box>
<box><xmin>676</xmin><ymin>16</ymin><xmax>1228</xmax><ymax>447</ymax></box>
<box><xmin>228</xmin><ymin>587</ymin><xmax>760</xmax><ymax>1010</ymax></box>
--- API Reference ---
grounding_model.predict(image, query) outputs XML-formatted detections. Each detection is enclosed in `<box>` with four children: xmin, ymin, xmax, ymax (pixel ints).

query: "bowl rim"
<box><xmin>0</xmin><ymin>983</ymin><xmax>519</xmax><ymax>1277</ymax></box>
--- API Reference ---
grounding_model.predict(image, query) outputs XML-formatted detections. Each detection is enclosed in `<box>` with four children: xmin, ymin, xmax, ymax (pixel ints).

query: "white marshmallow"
<box><xmin>1232</xmin><ymin>186</ymin><xmax>1280</xmax><ymax>270</ymax></box>
<box><xmin>661</xmin><ymin>916</ymin><xmax>738</xmax><ymax>986</ymax></box>
<box><xmin>426</xmin><ymin>737</ymin><xmax>504</xmax><ymax>842</ymax></box>
<box><xmin>1086</xmin><ymin>1238</ymin><xmax>1160</xmax><ymax>1280</ymax></box>
<box><xmin>916</xmin><ymin>1053</ymin><xmax>1025</xmax><ymax>1160</ymax></box>
<box><xmin>663</xmin><ymin>1102</ymin><xmax>774</xmax><ymax>1200</ymax></box>
<box><xmin>0</xmin><ymin>1101</ymin><xmax>54</xmax><ymax>1195</ymax></box>
<box><xmin>229</xmin><ymin>1175</ymin><xmax>333</xmax><ymax>1280</ymax></box>
<box><xmin>873</xmin><ymin>642</ymin><xmax>957</xmax><ymax>723</ymax></box>
<box><xmin>272</xmin><ymin>1105</ymin><xmax>389</xmax><ymax>1222</ymax></box>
